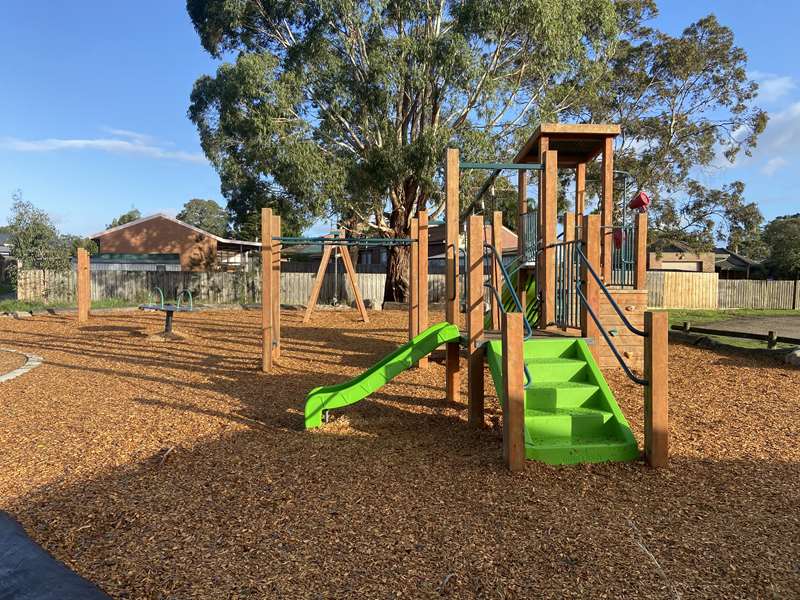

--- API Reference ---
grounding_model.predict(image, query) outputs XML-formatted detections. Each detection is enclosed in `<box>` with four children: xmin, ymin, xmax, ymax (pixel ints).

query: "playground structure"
<box><xmin>286</xmin><ymin>123</ymin><xmax>668</xmax><ymax>471</ymax></box>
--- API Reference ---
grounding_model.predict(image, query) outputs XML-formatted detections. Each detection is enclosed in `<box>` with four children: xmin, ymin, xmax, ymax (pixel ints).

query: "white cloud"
<box><xmin>0</xmin><ymin>129</ymin><xmax>207</xmax><ymax>164</ymax></box>
<box><xmin>761</xmin><ymin>156</ymin><xmax>788</xmax><ymax>176</ymax></box>
<box><xmin>750</xmin><ymin>71</ymin><xmax>797</xmax><ymax>103</ymax></box>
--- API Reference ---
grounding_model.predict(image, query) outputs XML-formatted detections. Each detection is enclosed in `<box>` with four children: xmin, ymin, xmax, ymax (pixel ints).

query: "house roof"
<box><xmin>714</xmin><ymin>247</ymin><xmax>762</xmax><ymax>271</ymax></box>
<box><xmin>90</xmin><ymin>213</ymin><xmax>261</xmax><ymax>247</ymax></box>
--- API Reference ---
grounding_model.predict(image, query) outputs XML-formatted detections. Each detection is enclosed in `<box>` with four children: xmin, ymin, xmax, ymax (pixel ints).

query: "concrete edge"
<box><xmin>0</xmin><ymin>348</ymin><xmax>44</xmax><ymax>383</ymax></box>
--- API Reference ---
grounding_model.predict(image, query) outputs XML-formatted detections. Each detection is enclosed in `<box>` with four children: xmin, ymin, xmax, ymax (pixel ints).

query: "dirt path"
<box><xmin>0</xmin><ymin>310</ymin><xmax>798</xmax><ymax>598</ymax></box>
<box><xmin>705</xmin><ymin>314</ymin><xmax>800</xmax><ymax>339</ymax></box>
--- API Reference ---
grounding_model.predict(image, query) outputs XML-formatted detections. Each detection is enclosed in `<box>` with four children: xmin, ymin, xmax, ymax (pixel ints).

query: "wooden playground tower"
<box><xmin>445</xmin><ymin>123</ymin><xmax>668</xmax><ymax>471</ymax></box>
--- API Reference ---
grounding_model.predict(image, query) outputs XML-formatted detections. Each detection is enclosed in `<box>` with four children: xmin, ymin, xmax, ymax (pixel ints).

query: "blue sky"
<box><xmin>0</xmin><ymin>1</ymin><xmax>798</xmax><ymax>237</ymax></box>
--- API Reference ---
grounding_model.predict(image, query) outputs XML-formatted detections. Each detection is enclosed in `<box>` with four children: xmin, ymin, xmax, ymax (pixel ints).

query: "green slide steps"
<box><xmin>485</xmin><ymin>338</ymin><xmax>639</xmax><ymax>465</ymax></box>
<box><xmin>484</xmin><ymin>275</ymin><xmax>539</xmax><ymax>330</ymax></box>
<box><xmin>304</xmin><ymin>322</ymin><xmax>461</xmax><ymax>429</ymax></box>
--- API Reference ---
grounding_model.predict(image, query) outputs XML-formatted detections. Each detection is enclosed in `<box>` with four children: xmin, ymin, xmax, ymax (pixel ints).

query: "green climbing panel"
<box><xmin>485</xmin><ymin>338</ymin><xmax>639</xmax><ymax>465</ymax></box>
<box><xmin>484</xmin><ymin>274</ymin><xmax>539</xmax><ymax>329</ymax></box>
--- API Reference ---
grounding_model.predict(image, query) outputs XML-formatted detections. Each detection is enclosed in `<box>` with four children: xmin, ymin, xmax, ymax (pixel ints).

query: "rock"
<box><xmin>12</xmin><ymin>311</ymin><xmax>32</xmax><ymax>319</ymax></box>
<box><xmin>784</xmin><ymin>349</ymin><xmax>800</xmax><ymax>367</ymax></box>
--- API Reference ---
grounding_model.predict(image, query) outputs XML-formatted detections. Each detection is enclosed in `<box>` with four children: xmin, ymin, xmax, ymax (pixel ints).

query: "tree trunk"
<box><xmin>383</xmin><ymin>244</ymin><xmax>410</xmax><ymax>302</ymax></box>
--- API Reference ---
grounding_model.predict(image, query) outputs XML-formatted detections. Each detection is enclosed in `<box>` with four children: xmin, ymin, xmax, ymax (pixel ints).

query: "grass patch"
<box><xmin>668</xmin><ymin>308</ymin><xmax>799</xmax><ymax>327</ymax></box>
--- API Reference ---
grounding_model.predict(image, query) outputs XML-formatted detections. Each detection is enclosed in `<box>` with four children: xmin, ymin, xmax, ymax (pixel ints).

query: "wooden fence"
<box><xmin>16</xmin><ymin>267</ymin><xmax>800</xmax><ymax>311</ymax></box>
<box><xmin>646</xmin><ymin>271</ymin><xmax>719</xmax><ymax>309</ymax></box>
<box><xmin>16</xmin><ymin>268</ymin><xmax>450</xmax><ymax>308</ymax></box>
<box><xmin>718</xmin><ymin>279</ymin><xmax>799</xmax><ymax>310</ymax></box>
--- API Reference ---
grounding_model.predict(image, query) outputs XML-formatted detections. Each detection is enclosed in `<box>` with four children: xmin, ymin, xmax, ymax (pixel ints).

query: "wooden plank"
<box><xmin>502</xmin><ymin>312</ymin><xmax>525</xmax><ymax>472</ymax></box>
<box><xmin>601</xmin><ymin>136</ymin><xmax>614</xmax><ymax>283</ymax></box>
<box><xmin>418</xmin><ymin>210</ymin><xmax>429</xmax><ymax>368</ymax></box>
<box><xmin>303</xmin><ymin>244</ymin><xmax>333</xmax><ymax>323</ymax></box>
<box><xmin>644</xmin><ymin>310</ymin><xmax>669</xmax><ymax>468</ymax></box>
<box><xmin>491</xmin><ymin>211</ymin><xmax>502</xmax><ymax>330</ymax></box>
<box><xmin>445</xmin><ymin>147</ymin><xmax>460</xmax><ymax>326</ymax></box>
<box><xmin>77</xmin><ymin>249</ymin><xmax>90</xmax><ymax>323</ymax></box>
<box><xmin>564</xmin><ymin>212</ymin><xmax>575</xmax><ymax>243</ymax></box>
<box><xmin>540</xmin><ymin>149</ymin><xmax>557</xmax><ymax>327</ymax></box>
<box><xmin>339</xmin><ymin>243</ymin><xmax>369</xmax><ymax>323</ymax></box>
<box><xmin>575</xmin><ymin>162</ymin><xmax>586</xmax><ymax>219</ymax></box>
<box><xmin>468</xmin><ymin>345</ymin><xmax>485</xmax><ymax>428</ymax></box>
<box><xmin>272</xmin><ymin>215</ymin><xmax>281</xmax><ymax>359</ymax></box>
<box><xmin>467</xmin><ymin>215</ymin><xmax>484</xmax><ymax>353</ymax></box>
<box><xmin>261</xmin><ymin>208</ymin><xmax>273</xmax><ymax>372</ymax></box>
<box><xmin>409</xmin><ymin>217</ymin><xmax>419</xmax><ymax>342</ymax></box>
<box><xmin>634</xmin><ymin>212</ymin><xmax>647</xmax><ymax>290</ymax></box>
<box><xmin>581</xmin><ymin>214</ymin><xmax>601</xmax><ymax>360</ymax></box>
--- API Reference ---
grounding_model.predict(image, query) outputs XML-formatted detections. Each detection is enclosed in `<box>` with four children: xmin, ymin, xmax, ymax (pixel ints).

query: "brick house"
<box><xmin>90</xmin><ymin>214</ymin><xmax>260</xmax><ymax>272</ymax></box>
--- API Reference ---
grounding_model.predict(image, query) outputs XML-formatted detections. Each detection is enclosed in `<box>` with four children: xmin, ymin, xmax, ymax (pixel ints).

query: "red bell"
<box><xmin>628</xmin><ymin>191</ymin><xmax>650</xmax><ymax>212</ymax></box>
<box><xmin>613</xmin><ymin>227</ymin><xmax>624</xmax><ymax>249</ymax></box>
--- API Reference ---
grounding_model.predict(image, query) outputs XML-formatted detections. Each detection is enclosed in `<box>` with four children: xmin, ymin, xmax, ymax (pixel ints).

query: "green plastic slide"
<box><xmin>485</xmin><ymin>337</ymin><xmax>639</xmax><ymax>465</ymax></box>
<box><xmin>484</xmin><ymin>274</ymin><xmax>539</xmax><ymax>330</ymax></box>
<box><xmin>304</xmin><ymin>322</ymin><xmax>461</xmax><ymax>429</ymax></box>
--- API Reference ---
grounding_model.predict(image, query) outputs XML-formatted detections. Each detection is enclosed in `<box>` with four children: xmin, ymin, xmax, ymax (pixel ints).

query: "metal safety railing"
<box><xmin>604</xmin><ymin>225</ymin><xmax>636</xmax><ymax>287</ymax></box>
<box><xmin>574</xmin><ymin>244</ymin><xmax>648</xmax><ymax>386</ymax></box>
<box><xmin>554</xmin><ymin>240</ymin><xmax>581</xmax><ymax>330</ymax></box>
<box><xmin>483</xmin><ymin>242</ymin><xmax>534</xmax><ymax>388</ymax></box>
<box><xmin>520</xmin><ymin>211</ymin><xmax>538</xmax><ymax>265</ymax></box>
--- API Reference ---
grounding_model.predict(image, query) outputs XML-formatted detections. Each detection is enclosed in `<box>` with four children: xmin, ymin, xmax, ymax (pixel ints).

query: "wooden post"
<box><xmin>77</xmin><ymin>248</ymin><xmax>90</xmax><ymax>323</ymax></box>
<box><xmin>418</xmin><ymin>210</ymin><xmax>429</xmax><ymax>368</ymax></box>
<box><xmin>502</xmin><ymin>311</ymin><xmax>525</xmax><ymax>472</ymax></box>
<box><xmin>564</xmin><ymin>213</ymin><xmax>576</xmax><ymax>243</ymax></box>
<box><xmin>634</xmin><ymin>211</ymin><xmax>648</xmax><ymax>290</ymax></box>
<box><xmin>445</xmin><ymin>148</ymin><xmax>460</xmax><ymax>405</ymax></box>
<box><xmin>467</xmin><ymin>215</ymin><xmax>485</xmax><ymax>427</ymax></box>
<box><xmin>644</xmin><ymin>310</ymin><xmax>669</xmax><ymax>467</ymax></box>
<box><xmin>491</xmin><ymin>210</ymin><xmax>503</xmax><ymax>330</ymax></box>
<box><xmin>581</xmin><ymin>214</ymin><xmax>600</xmax><ymax>360</ymax></box>
<box><xmin>575</xmin><ymin>162</ymin><xmax>586</xmax><ymax>220</ymax></box>
<box><xmin>409</xmin><ymin>217</ymin><xmax>419</xmax><ymax>343</ymax></box>
<box><xmin>445</xmin><ymin>147</ymin><xmax>460</xmax><ymax>326</ymax></box>
<box><xmin>303</xmin><ymin>244</ymin><xmax>333</xmax><ymax>323</ymax></box>
<box><xmin>272</xmin><ymin>214</ymin><xmax>281</xmax><ymax>359</ymax></box>
<box><xmin>261</xmin><ymin>208</ymin><xmax>273</xmax><ymax>373</ymax></box>
<box><xmin>338</xmin><ymin>243</ymin><xmax>369</xmax><ymax>323</ymax></box>
<box><xmin>601</xmin><ymin>137</ymin><xmax>614</xmax><ymax>283</ymax></box>
<box><xmin>540</xmin><ymin>149</ymin><xmax>558</xmax><ymax>328</ymax></box>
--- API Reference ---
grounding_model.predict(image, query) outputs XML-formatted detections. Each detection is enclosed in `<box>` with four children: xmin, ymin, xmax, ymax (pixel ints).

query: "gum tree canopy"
<box><xmin>187</xmin><ymin>0</ymin><xmax>618</xmax><ymax>300</ymax></box>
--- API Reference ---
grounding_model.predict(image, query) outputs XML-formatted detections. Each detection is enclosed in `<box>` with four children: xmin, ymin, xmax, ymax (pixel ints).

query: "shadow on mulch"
<box><xmin>0</xmin><ymin>309</ymin><xmax>798</xmax><ymax>598</ymax></box>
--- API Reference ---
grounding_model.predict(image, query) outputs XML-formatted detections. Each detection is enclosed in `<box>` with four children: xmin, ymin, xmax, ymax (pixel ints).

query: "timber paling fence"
<box><xmin>15</xmin><ymin>268</ymin><xmax>800</xmax><ymax>311</ymax></box>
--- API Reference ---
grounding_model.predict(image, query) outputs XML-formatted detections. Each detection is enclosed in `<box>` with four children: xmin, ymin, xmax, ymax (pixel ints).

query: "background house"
<box><xmin>714</xmin><ymin>247</ymin><xmax>765</xmax><ymax>279</ymax></box>
<box><xmin>0</xmin><ymin>232</ymin><xmax>12</xmax><ymax>282</ymax></box>
<box><xmin>91</xmin><ymin>214</ymin><xmax>260</xmax><ymax>272</ymax></box>
<box><xmin>647</xmin><ymin>241</ymin><xmax>715</xmax><ymax>273</ymax></box>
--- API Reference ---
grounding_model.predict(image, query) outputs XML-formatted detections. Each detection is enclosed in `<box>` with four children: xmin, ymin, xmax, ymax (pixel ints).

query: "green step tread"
<box><xmin>525</xmin><ymin>407</ymin><xmax>613</xmax><ymax>420</ymax></box>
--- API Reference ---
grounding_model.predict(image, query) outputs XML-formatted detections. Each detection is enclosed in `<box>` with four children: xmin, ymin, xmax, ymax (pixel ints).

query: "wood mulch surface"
<box><xmin>0</xmin><ymin>309</ymin><xmax>798</xmax><ymax>599</ymax></box>
<box><xmin>0</xmin><ymin>347</ymin><xmax>27</xmax><ymax>376</ymax></box>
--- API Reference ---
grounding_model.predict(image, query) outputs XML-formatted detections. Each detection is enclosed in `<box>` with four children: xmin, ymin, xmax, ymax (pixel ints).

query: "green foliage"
<box><xmin>107</xmin><ymin>208</ymin><xmax>142</xmax><ymax>229</ymax></box>
<box><xmin>558</xmin><ymin>1</ymin><xmax>766</xmax><ymax>250</ymax></box>
<box><xmin>764</xmin><ymin>214</ymin><xmax>800</xmax><ymax>277</ymax></box>
<box><xmin>187</xmin><ymin>0</ymin><xmax>619</xmax><ymax>298</ymax></box>
<box><xmin>177</xmin><ymin>198</ymin><xmax>229</xmax><ymax>237</ymax></box>
<box><xmin>63</xmin><ymin>236</ymin><xmax>99</xmax><ymax>257</ymax></box>
<box><xmin>7</xmin><ymin>193</ymin><xmax>71</xmax><ymax>272</ymax></box>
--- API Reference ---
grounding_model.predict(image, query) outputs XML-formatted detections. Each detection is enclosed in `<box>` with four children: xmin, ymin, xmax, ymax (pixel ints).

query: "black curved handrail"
<box><xmin>484</xmin><ymin>282</ymin><xmax>533</xmax><ymax>389</ymax></box>
<box><xmin>575</xmin><ymin>245</ymin><xmax>646</xmax><ymax>337</ymax></box>
<box><xmin>483</xmin><ymin>243</ymin><xmax>533</xmax><ymax>339</ymax></box>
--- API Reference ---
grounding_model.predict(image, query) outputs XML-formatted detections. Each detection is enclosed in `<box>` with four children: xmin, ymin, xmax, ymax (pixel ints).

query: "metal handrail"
<box><xmin>177</xmin><ymin>289</ymin><xmax>193</xmax><ymax>311</ymax></box>
<box><xmin>484</xmin><ymin>282</ymin><xmax>533</xmax><ymax>389</ymax></box>
<box><xmin>575</xmin><ymin>245</ymin><xmax>646</xmax><ymax>337</ymax></box>
<box><xmin>483</xmin><ymin>243</ymin><xmax>533</xmax><ymax>339</ymax></box>
<box><xmin>151</xmin><ymin>287</ymin><xmax>165</xmax><ymax>309</ymax></box>
<box><xmin>576</xmin><ymin>285</ymin><xmax>648</xmax><ymax>386</ymax></box>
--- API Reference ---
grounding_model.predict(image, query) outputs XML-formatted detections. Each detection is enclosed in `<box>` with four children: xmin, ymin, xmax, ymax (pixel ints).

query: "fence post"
<box><xmin>581</xmin><ymin>214</ymin><xmax>600</xmax><ymax>360</ymax></box>
<box><xmin>467</xmin><ymin>215</ymin><xmax>485</xmax><ymax>427</ymax></box>
<box><xmin>634</xmin><ymin>212</ymin><xmax>648</xmax><ymax>290</ymax></box>
<box><xmin>502</xmin><ymin>311</ymin><xmax>525</xmax><ymax>471</ymax></box>
<box><xmin>77</xmin><ymin>249</ymin><xmax>90</xmax><ymax>323</ymax></box>
<box><xmin>445</xmin><ymin>147</ymin><xmax>460</xmax><ymax>405</ymax></box>
<box><xmin>644</xmin><ymin>310</ymin><xmax>669</xmax><ymax>467</ymax></box>
<box><xmin>261</xmin><ymin>208</ymin><xmax>273</xmax><ymax>373</ymax></box>
<box><xmin>272</xmin><ymin>215</ymin><xmax>281</xmax><ymax>359</ymax></box>
<box><xmin>418</xmin><ymin>210</ymin><xmax>429</xmax><ymax>368</ymax></box>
